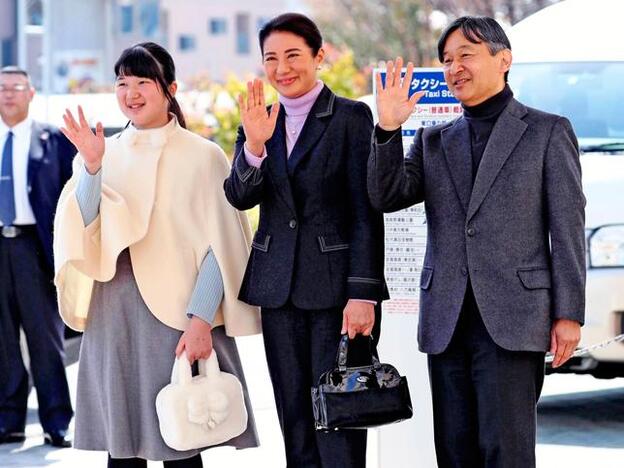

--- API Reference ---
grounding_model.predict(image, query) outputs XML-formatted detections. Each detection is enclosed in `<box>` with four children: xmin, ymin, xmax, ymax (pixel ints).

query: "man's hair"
<box><xmin>0</xmin><ymin>66</ymin><xmax>30</xmax><ymax>79</ymax></box>
<box><xmin>437</xmin><ymin>16</ymin><xmax>511</xmax><ymax>81</ymax></box>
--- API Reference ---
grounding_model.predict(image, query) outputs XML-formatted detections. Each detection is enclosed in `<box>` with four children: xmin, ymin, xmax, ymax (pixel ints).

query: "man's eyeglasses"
<box><xmin>0</xmin><ymin>84</ymin><xmax>29</xmax><ymax>92</ymax></box>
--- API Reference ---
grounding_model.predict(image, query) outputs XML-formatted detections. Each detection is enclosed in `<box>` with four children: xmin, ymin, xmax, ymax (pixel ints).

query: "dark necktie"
<box><xmin>0</xmin><ymin>131</ymin><xmax>16</xmax><ymax>226</ymax></box>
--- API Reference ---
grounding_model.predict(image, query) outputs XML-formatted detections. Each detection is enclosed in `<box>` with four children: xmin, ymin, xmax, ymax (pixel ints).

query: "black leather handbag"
<box><xmin>311</xmin><ymin>335</ymin><xmax>413</xmax><ymax>430</ymax></box>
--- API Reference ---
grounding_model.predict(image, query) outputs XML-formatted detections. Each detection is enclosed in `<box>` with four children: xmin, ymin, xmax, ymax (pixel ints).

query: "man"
<box><xmin>368</xmin><ymin>17</ymin><xmax>585</xmax><ymax>468</ymax></box>
<box><xmin>0</xmin><ymin>66</ymin><xmax>74</xmax><ymax>447</ymax></box>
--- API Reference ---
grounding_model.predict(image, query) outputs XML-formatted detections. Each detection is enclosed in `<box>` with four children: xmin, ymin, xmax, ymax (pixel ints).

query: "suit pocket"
<box><xmin>317</xmin><ymin>235</ymin><xmax>349</xmax><ymax>253</ymax></box>
<box><xmin>420</xmin><ymin>266</ymin><xmax>434</xmax><ymax>290</ymax></box>
<box><xmin>517</xmin><ymin>267</ymin><xmax>551</xmax><ymax>289</ymax></box>
<box><xmin>251</xmin><ymin>231</ymin><xmax>271</xmax><ymax>252</ymax></box>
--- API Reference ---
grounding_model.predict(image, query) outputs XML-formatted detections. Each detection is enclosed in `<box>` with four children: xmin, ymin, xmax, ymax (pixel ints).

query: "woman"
<box><xmin>54</xmin><ymin>42</ymin><xmax>260</xmax><ymax>467</ymax></box>
<box><xmin>224</xmin><ymin>13</ymin><xmax>387</xmax><ymax>468</ymax></box>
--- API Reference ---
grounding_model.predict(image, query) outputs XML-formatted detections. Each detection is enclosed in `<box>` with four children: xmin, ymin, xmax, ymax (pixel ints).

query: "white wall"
<box><xmin>161</xmin><ymin>0</ymin><xmax>302</xmax><ymax>82</ymax></box>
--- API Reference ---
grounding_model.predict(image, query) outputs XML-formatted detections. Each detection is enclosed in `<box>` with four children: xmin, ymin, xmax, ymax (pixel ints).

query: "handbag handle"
<box><xmin>197</xmin><ymin>350</ymin><xmax>221</xmax><ymax>379</ymax></box>
<box><xmin>335</xmin><ymin>334</ymin><xmax>381</xmax><ymax>372</ymax></box>
<box><xmin>171</xmin><ymin>350</ymin><xmax>221</xmax><ymax>385</ymax></box>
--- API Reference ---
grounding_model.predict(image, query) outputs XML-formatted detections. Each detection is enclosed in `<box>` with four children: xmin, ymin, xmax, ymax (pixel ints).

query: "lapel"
<box><xmin>265</xmin><ymin>106</ymin><xmax>296</xmax><ymax>215</ymax></box>
<box><xmin>27</xmin><ymin>121</ymin><xmax>49</xmax><ymax>188</ymax></box>
<box><xmin>441</xmin><ymin>118</ymin><xmax>472</xmax><ymax>214</ymax></box>
<box><xmin>466</xmin><ymin>99</ymin><xmax>528</xmax><ymax>222</ymax></box>
<box><xmin>286</xmin><ymin>85</ymin><xmax>335</xmax><ymax>176</ymax></box>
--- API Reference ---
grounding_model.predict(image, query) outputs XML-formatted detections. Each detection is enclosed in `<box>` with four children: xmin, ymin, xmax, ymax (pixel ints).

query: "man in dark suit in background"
<box><xmin>368</xmin><ymin>17</ymin><xmax>586</xmax><ymax>468</ymax></box>
<box><xmin>0</xmin><ymin>66</ymin><xmax>74</xmax><ymax>447</ymax></box>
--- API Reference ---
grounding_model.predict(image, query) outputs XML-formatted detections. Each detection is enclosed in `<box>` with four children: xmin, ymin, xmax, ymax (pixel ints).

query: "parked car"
<box><xmin>508</xmin><ymin>0</ymin><xmax>624</xmax><ymax>378</ymax></box>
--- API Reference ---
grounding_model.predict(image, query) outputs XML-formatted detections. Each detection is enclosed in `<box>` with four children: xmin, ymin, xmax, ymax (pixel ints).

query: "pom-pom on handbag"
<box><xmin>311</xmin><ymin>335</ymin><xmax>413</xmax><ymax>430</ymax></box>
<box><xmin>156</xmin><ymin>350</ymin><xmax>247</xmax><ymax>451</ymax></box>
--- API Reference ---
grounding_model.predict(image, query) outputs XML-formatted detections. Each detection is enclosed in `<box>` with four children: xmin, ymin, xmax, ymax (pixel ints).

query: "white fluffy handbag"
<box><xmin>155</xmin><ymin>350</ymin><xmax>248</xmax><ymax>451</ymax></box>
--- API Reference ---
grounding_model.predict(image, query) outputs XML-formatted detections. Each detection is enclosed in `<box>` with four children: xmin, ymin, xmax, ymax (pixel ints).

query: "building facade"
<box><xmin>160</xmin><ymin>0</ymin><xmax>293</xmax><ymax>82</ymax></box>
<box><xmin>1</xmin><ymin>0</ymin><xmax>304</xmax><ymax>92</ymax></box>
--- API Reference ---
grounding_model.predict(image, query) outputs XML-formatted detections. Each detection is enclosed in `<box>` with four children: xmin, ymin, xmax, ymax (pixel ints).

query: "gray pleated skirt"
<box><xmin>74</xmin><ymin>249</ymin><xmax>259</xmax><ymax>461</ymax></box>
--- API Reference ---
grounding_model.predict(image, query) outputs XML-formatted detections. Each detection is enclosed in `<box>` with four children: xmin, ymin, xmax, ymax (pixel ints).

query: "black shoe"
<box><xmin>0</xmin><ymin>428</ymin><xmax>26</xmax><ymax>444</ymax></box>
<box><xmin>43</xmin><ymin>430</ymin><xmax>71</xmax><ymax>448</ymax></box>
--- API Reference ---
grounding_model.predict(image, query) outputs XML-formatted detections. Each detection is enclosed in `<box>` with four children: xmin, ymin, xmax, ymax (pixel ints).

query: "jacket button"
<box><xmin>289</xmin><ymin>219</ymin><xmax>297</xmax><ymax>229</ymax></box>
<box><xmin>466</xmin><ymin>227</ymin><xmax>476</xmax><ymax>237</ymax></box>
<box><xmin>461</xmin><ymin>267</ymin><xmax>468</xmax><ymax>276</ymax></box>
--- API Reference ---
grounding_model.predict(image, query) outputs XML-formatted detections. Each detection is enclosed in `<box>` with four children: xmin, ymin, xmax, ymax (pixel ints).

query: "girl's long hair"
<box><xmin>114</xmin><ymin>42</ymin><xmax>186</xmax><ymax>128</ymax></box>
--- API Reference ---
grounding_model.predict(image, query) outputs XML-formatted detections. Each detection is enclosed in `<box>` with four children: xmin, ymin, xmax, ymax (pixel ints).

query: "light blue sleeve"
<box><xmin>76</xmin><ymin>165</ymin><xmax>102</xmax><ymax>226</ymax></box>
<box><xmin>186</xmin><ymin>249</ymin><xmax>224</xmax><ymax>326</ymax></box>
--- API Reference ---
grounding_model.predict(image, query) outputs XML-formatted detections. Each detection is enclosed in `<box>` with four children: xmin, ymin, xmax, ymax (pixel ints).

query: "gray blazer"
<box><xmin>368</xmin><ymin>98</ymin><xmax>586</xmax><ymax>354</ymax></box>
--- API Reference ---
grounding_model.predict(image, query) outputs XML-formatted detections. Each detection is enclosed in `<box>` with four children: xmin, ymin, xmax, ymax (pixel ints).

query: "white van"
<box><xmin>508</xmin><ymin>0</ymin><xmax>624</xmax><ymax>377</ymax></box>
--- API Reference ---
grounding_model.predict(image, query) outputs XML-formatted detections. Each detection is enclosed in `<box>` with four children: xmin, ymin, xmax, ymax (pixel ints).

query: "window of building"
<box><xmin>257</xmin><ymin>17</ymin><xmax>271</xmax><ymax>31</ymax></box>
<box><xmin>1</xmin><ymin>40</ymin><xmax>15</xmax><ymax>67</ymax></box>
<box><xmin>27</xmin><ymin>0</ymin><xmax>43</xmax><ymax>26</ymax></box>
<box><xmin>209</xmin><ymin>18</ymin><xmax>227</xmax><ymax>35</ymax></box>
<box><xmin>120</xmin><ymin>5</ymin><xmax>134</xmax><ymax>33</ymax></box>
<box><xmin>235</xmin><ymin>13</ymin><xmax>250</xmax><ymax>55</ymax></box>
<box><xmin>179</xmin><ymin>35</ymin><xmax>197</xmax><ymax>51</ymax></box>
<box><xmin>140</xmin><ymin>1</ymin><xmax>159</xmax><ymax>37</ymax></box>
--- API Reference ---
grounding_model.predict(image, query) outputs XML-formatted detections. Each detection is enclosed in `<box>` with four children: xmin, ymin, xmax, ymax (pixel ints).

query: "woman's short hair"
<box><xmin>258</xmin><ymin>13</ymin><xmax>323</xmax><ymax>56</ymax></box>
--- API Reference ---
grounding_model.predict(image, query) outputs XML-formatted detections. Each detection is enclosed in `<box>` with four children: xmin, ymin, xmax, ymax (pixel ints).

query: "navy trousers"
<box><xmin>0</xmin><ymin>228</ymin><xmax>73</xmax><ymax>433</ymax></box>
<box><xmin>428</xmin><ymin>284</ymin><xmax>545</xmax><ymax>468</ymax></box>
<box><xmin>261</xmin><ymin>301</ymin><xmax>382</xmax><ymax>468</ymax></box>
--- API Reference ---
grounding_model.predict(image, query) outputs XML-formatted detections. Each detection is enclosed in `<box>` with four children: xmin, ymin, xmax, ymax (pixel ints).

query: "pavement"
<box><xmin>1</xmin><ymin>333</ymin><xmax>623</xmax><ymax>468</ymax></box>
<box><xmin>537</xmin><ymin>374</ymin><xmax>624</xmax><ymax>468</ymax></box>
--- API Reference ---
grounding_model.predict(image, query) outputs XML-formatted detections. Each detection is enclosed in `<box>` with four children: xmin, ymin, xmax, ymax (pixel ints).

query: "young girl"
<box><xmin>54</xmin><ymin>42</ymin><xmax>260</xmax><ymax>467</ymax></box>
<box><xmin>224</xmin><ymin>13</ymin><xmax>387</xmax><ymax>468</ymax></box>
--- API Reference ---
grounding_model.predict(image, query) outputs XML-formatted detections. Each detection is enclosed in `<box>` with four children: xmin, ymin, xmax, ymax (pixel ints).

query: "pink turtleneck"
<box><xmin>244</xmin><ymin>80</ymin><xmax>324</xmax><ymax>166</ymax></box>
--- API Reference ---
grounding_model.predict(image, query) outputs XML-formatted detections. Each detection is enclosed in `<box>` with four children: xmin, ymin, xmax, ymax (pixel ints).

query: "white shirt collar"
<box><xmin>0</xmin><ymin>117</ymin><xmax>32</xmax><ymax>140</ymax></box>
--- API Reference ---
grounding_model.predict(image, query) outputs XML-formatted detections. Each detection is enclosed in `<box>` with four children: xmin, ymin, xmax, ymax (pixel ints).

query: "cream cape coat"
<box><xmin>53</xmin><ymin>118</ymin><xmax>260</xmax><ymax>335</ymax></box>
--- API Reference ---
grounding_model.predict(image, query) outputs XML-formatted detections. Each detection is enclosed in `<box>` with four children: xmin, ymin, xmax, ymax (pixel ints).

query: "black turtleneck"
<box><xmin>463</xmin><ymin>84</ymin><xmax>513</xmax><ymax>181</ymax></box>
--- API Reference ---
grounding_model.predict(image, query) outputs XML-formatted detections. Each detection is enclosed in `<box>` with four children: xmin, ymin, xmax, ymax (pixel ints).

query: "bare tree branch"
<box><xmin>307</xmin><ymin>0</ymin><xmax>562</xmax><ymax>70</ymax></box>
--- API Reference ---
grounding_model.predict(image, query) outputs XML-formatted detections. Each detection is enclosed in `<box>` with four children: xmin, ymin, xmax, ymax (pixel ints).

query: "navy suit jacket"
<box><xmin>368</xmin><ymin>98</ymin><xmax>586</xmax><ymax>353</ymax></box>
<box><xmin>26</xmin><ymin>121</ymin><xmax>75</xmax><ymax>274</ymax></box>
<box><xmin>224</xmin><ymin>86</ymin><xmax>388</xmax><ymax>310</ymax></box>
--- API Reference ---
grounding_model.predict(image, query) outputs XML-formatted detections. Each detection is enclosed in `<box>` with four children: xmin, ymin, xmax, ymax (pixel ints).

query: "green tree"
<box><xmin>318</xmin><ymin>49</ymin><xmax>368</xmax><ymax>98</ymax></box>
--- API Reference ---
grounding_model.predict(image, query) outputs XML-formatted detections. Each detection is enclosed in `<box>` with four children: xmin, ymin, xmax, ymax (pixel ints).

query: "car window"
<box><xmin>510</xmin><ymin>62</ymin><xmax>624</xmax><ymax>148</ymax></box>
